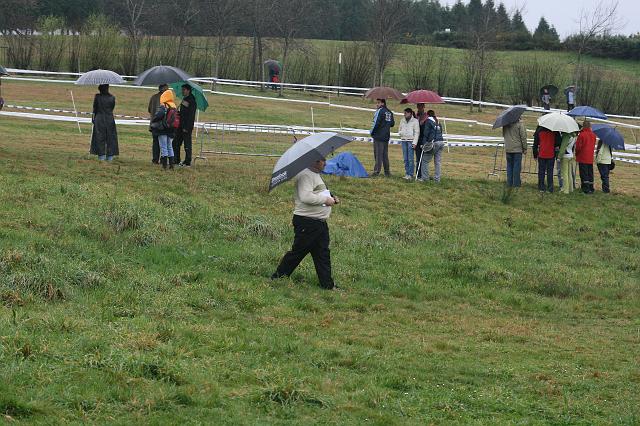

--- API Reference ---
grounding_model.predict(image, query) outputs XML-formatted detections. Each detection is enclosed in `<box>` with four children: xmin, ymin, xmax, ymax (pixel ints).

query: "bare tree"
<box><xmin>164</xmin><ymin>0</ymin><xmax>201</xmax><ymax>68</ymax></box>
<box><xmin>120</xmin><ymin>0</ymin><xmax>147</xmax><ymax>74</ymax></box>
<box><xmin>272</xmin><ymin>0</ymin><xmax>313</xmax><ymax>97</ymax></box>
<box><xmin>369</xmin><ymin>0</ymin><xmax>411</xmax><ymax>87</ymax></box>
<box><xmin>571</xmin><ymin>0</ymin><xmax>624</xmax><ymax>81</ymax></box>
<box><xmin>204</xmin><ymin>0</ymin><xmax>240</xmax><ymax>86</ymax></box>
<box><xmin>244</xmin><ymin>0</ymin><xmax>276</xmax><ymax>88</ymax></box>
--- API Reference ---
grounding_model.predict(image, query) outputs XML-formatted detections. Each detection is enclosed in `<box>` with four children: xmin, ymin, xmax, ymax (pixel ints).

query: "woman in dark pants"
<box><xmin>90</xmin><ymin>84</ymin><xmax>119</xmax><ymax>161</ymax></box>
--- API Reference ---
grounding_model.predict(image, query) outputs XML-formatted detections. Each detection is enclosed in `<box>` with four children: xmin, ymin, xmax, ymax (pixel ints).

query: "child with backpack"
<box><xmin>150</xmin><ymin>89</ymin><xmax>180</xmax><ymax>170</ymax></box>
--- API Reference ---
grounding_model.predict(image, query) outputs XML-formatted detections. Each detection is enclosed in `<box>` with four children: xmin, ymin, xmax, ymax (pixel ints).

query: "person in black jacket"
<box><xmin>173</xmin><ymin>84</ymin><xmax>197</xmax><ymax>167</ymax></box>
<box><xmin>90</xmin><ymin>84</ymin><xmax>119</xmax><ymax>161</ymax></box>
<box><xmin>370</xmin><ymin>98</ymin><xmax>395</xmax><ymax>177</ymax></box>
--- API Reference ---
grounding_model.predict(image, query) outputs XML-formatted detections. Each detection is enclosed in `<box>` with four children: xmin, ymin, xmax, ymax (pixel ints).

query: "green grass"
<box><xmin>1</xmin><ymin>82</ymin><xmax>640</xmax><ymax>424</ymax></box>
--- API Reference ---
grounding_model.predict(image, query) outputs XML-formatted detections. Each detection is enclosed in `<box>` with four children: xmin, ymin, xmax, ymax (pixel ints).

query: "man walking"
<box><xmin>272</xmin><ymin>158</ymin><xmax>338</xmax><ymax>290</ymax></box>
<box><xmin>503</xmin><ymin>118</ymin><xmax>528</xmax><ymax>187</ymax></box>
<box><xmin>370</xmin><ymin>98</ymin><xmax>395</xmax><ymax>177</ymax></box>
<box><xmin>148</xmin><ymin>84</ymin><xmax>168</xmax><ymax>164</ymax></box>
<box><xmin>173</xmin><ymin>84</ymin><xmax>197</xmax><ymax>167</ymax></box>
<box><xmin>575</xmin><ymin>120</ymin><xmax>597</xmax><ymax>194</ymax></box>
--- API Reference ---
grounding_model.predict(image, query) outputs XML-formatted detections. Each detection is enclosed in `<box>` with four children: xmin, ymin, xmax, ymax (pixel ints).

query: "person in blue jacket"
<box><xmin>370</xmin><ymin>98</ymin><xmax>395</xmax><ymax>177</ymax></box>
<box><xmin>419</xmin><ymin>110</ymin><xmax>446</xmax><ymax>183</ymax></box>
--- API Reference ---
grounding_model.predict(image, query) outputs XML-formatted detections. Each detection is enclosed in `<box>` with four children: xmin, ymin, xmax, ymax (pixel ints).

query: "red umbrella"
<box><xmin>401</xmin><ymin>90</ymin><xmax>444</xmax><ymax>104</ymax></box>
<box><xmin>364</xmin><ymin>86</ymin><xmax>404</xmax><ymax>101</ymax></box>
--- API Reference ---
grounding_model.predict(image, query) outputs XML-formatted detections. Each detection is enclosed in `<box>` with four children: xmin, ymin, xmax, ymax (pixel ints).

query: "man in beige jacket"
<box><xmin>272</xmin><ymin>158</ymin><xmax>339</xmax><ymax>290</ymax></box>
<box><xmin>503</xmin><ymin>119</ymin><xmax>528</xmax><ymax>187</ymax></box>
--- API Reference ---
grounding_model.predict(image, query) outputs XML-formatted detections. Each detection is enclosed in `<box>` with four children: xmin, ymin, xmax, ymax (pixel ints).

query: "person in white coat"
<box><xmin>398</xmin><ymin>108</ymin><xmax>420</xmax><ymax>180</ymax></box>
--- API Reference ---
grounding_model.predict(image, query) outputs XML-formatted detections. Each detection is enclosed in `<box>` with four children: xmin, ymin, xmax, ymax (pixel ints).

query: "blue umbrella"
<box><xmin>568</xmin><ymin>106</ymin><xmax>607</xmax><ymax>120</ymax></box>
<box><xmin>592</xmin><ymin>124</ymin><xmax>625</xmax><ymax>150</ymax></box>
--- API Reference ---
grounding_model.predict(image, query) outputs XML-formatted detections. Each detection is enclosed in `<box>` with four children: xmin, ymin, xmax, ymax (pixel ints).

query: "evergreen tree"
<box><xmin>507</xmin><ymin>11</ymin><xmax>532</xmax><ymax>50</ymax></box>
<box><xmin>533</xmin><ymin>17</ymin><xmax>560</xmax><ymax>50</ymax></box>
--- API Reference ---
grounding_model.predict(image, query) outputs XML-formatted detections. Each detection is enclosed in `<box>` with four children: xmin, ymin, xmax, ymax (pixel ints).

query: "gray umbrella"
<box><xmin>75</xmin><ymin>69</ymin><xmax>125</xmax><ymax>86</ymax></box>
<box><xmin>134</xmin><ymin>65</ymin><xmax>192</xmax><ymax>86</ymax></box>
<box><xmin>493</xmin><ymin>105</ymin><xmax>528</xmax><ymax>129</ymax></box>
<box><xmin>270</xmin><ymin>132</ymin><xmax>354</xmax><ymax>191</ymax></box>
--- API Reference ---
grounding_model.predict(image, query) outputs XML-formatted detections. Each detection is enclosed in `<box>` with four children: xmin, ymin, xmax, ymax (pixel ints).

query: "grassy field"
<box><xmin>1</xmin><ymin>80</ymin><xmax>640</xmax><ymax>424</ymax></box>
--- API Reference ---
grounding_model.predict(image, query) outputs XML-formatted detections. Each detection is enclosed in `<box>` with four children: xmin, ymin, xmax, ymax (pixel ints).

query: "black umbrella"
<box><xmin>540</xmin><ymin>85</ymin><xmax>559</xmax><ymax>97</ymax></box>
<box><xmin>493</xmin><ymin>105</ymin><xmax>527</xmax><ymax>129</ymax></box>
<box><xmin>134</xmin><ymin>65</ymin><xmax>192</xmax><ymax>86</ymax></box>
<box><xmin>269</xmin><ymin>132</ymin><xmax>354</xmax><ymax>191</ymax></box>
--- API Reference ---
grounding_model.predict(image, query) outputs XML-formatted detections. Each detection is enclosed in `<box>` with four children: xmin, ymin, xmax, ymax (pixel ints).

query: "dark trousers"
<box><xmin>173</xmin><ymin>129</ymin><xmax>193</xmax><ymax>165</ymax></box>
<box><xmin>538</xmin><ymin>158</ymin><xmax>555</xmax><ymax>192</ymax></box>
<box><xmin>152</xmin><ymin>134</ymin><xmax>160</xmax><ymax>164</ymax></box>
<box><xmin>506</xmin><ymin>153</ymin><xmax>523</xmax><ymax>187</ymax></box>
<box><xmin>579</xmin><ymin>163</ymin><xmax>595</xmax><ymax>194</ymax></box>
<box><xmin>597</xmin><ymin>163</ymin><xmax>610</xmax><ymax>193</ymax></box>
<box><xmin>373</xmin><ymin>140</ymin><xmax>390</xmax><ymax>175</ymax></box>
<box><xmin>415</xmin><ymin>144</ymin><xmax>423</xmax><ymax>178</ymax></box>
<box><xmin>273</xmin><ymin>215</ymin><xmax>334</xmax><ymax>289</ymax></box>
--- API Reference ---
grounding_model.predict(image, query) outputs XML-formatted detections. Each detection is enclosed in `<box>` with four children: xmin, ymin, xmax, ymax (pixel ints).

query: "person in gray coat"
<box><xmin>90</xmin><ymin>84</ymin><xmax>119</xmax><ymax>161</ymax></box>
<box><xmin>419</xmin><ymin>110</ymin><xmax>445</xmax><ymax>183</ymax></box>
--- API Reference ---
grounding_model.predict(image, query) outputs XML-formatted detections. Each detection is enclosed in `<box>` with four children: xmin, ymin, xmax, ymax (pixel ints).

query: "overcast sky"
<box><xmin>439</xmin><ymin>0</ymin><xmax>640</xmax><ymax>37</ymax></box>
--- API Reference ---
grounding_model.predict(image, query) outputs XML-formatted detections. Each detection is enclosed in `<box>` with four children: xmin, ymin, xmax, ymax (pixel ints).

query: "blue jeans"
<box><xmin>506</xmin><ymin>153</ymin><xmax>523</xmax><ymax>187</ymax></box>
<box><xmin>401</xmin><ymin>141</ymin><xmax>414</xmax><ymax>177</ymax></box>
<box><xmin>158</xmin><ymin>135</ymin><xmax>174</xmax><ymax>158</ymax></box>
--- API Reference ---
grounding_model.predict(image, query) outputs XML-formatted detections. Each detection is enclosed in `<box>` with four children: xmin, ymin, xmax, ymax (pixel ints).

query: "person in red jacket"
<box><xmin>533</xmin><ymin>126</ymin><xmax>561</xmax><ymax>192</ymax></box>
<box><xmin>575</xmin><ymin>121</ymin><xmax>597</xmax><ymax>194</ymax></box>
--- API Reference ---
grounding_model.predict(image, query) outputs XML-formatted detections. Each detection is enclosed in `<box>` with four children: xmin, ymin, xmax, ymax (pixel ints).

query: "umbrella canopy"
<box><xmin>540</xmin><ymin>85</ymin><xmax>559</xmax><ymax>97</ymax></box>
<box><xmin>264</xmin><ymin>59</ymin><xmax>282</xmax><ymax>74</ymax></box>
<box><xmin>567</xmin><ymin>106</ymin><xmax>607</xmax><ymax>120</ymax></box>
<box><xmin>537</xmin><ymin>112</ymin><xmax>580</xmax><ymax>133</ymax></box>
<box><xmin>364</xmin><ymin>86</ymin><xmax>404</xmax><ymax>101</ymax></box>
<box><xmin>0</xmin><ymin>66</ymin><xmax>9</xmax><ymax>76</ymax></box>
<box><xmin>269</xmin><ymin>132</ymin><xmax>354</xmax><ymax>191</ymax></box>
<box><xmin>401</xmin><ymin>90</ymin><xmax>444</xmax><ymax>104</ymax></box>
<box><xmin>134</xmin><ymin>65</ymin><xmax>191</xmax><ymax>86</ymax></box>
<box><xmin>493</xmin><ymin>105</ymin><xmax>527</xmax><ymax>129</ymax></box>
<box><xmin>564</xmin><ymin>85</ymin><xmax>578</xmax><ymax>95</ymax></box>
<box><xmin>592</xmin><ymin>124</ymin><xmax>625</xmax><ymax>150</ymax></box>
<box><xmin>75</xmin><ymin>69</ymin><xmax>125</xmax><ymax>86</ymax></box>
<box><xmin>169</xmin><ymin>80</ymin><xmax>209</xmax><ymax>112</ymax></box>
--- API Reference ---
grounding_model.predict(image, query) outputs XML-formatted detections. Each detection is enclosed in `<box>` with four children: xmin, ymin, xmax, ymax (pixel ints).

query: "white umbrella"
<box><xmin>75</xmin><ymin>69</ymin><xmax>125</xmax><ymax>86</ymax></box>
<box><xmin>269</xmin><ymin>132</ymin><xmax>354</xmax><ymax>191</ymax></box>
<box><xmin>537</xmin><ymin>112</ymin><xmax>579</xmax><ymax>133</ymax></box>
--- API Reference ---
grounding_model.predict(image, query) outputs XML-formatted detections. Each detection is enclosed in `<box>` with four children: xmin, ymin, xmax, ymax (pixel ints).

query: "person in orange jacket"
<box><xmin>575</xmin><ymin>121</ymin><xmax>597</xmax><ymax>194</ymax></box>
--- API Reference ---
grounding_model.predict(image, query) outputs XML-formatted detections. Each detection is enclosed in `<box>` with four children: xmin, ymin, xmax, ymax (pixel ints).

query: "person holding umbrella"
<box><xmin>533</xmin><ymin>125</ymin><xmax>561</xmax><ymax>192</ymax></box>
<box><xmin>575</xmin><ymin>120</ymin><xmax>597</xmax><ymax>194</ymax></box>
<box><xmin>596</xmin><ymin>138</ymin><xmax>613</xmax><ymax>194</ymax></box>
<box><xmin>419</xmin><ymin>110</ymin><xmax>445</xmax><ymax>183</ymax></box>
<box><xmin>370</xmin><ymin>98</ymin><xmax>395</xmax><ymax>177</ymax></box>
<box><xmin>269</xmin><ymin>133</ymin><xmax>354</xmax><ymax>290</ymax></box>
<box><xmin>565</xmin><ymin>86</ymin><xmax>576</xmax><ymax>112</ymax></box>
<box><xmin>173</xmin><ymin>84</ymin><xmax>197</xmax><ymax>167</ymax></box>
<box><xmin>541</xmin><ymin>89</ymin><xmax>551</xmax><ymax>111</ymax></box>
<box><xmin>502</xmin><ymin>118</ymin><xmax>528</xmax><ymax>188</ymax></box>
<box><xmin>415</xmin><ymin>103</ymin><xmax>428</xmax><ymax>179</ymax></box>
<box><xmin>150</xmin><ymin>89</ymin><xmax>178</xmax><ymax>170</ymax></box>
<box><xmin>90</xmin><ymin>84</ymin><xmax>119</xmax><ymax>162</ymax></box>
<box><xmin>398</xmin><ymin>107</ymin><xmax>419</xmax><ymax>180</ymax></box>
<box><xmin>148</xmin><ymin>84</ymin><xmax>168</xmax><ymax>165</ymax></box>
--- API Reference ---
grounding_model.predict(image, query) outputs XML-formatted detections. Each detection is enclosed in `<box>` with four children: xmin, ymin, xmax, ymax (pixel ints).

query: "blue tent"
<box><xmin>323</xmin><ymin>152</ymin><xmax>368</xmax><ymax>178</ymax></box>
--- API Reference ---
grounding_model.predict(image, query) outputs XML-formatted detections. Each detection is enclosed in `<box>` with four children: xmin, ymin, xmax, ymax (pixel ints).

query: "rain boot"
<box><xmin>169</xmin><ymin>157</ymin><xmax>175</xmax><ymax>170</ymax></box>
<box><xmin>161</xmin><ymin>156</ymin><xmax>168</xmax><ymax>170</ymax></box>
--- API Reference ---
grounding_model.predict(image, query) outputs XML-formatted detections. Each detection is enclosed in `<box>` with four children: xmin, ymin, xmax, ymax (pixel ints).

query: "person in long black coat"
<box><xmin>90</xmin><ymin>84</ymin><xmax>119</xmax><ymax>161</ymax></box>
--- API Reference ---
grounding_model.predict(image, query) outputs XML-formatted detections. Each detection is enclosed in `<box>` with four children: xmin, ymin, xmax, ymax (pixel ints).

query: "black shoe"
<box><xmin>160</xmin><ymin>156</ymin><xmax>168</xmax><ymax>170</ymax></box>
<box><xmin>168</xmin><ymin>157</ymin><xmax>175</xmax><ymax>170</ymax></box>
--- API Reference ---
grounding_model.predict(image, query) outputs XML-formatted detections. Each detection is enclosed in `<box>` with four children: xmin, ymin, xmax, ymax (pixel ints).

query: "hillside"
<box><xmin>1</xmin><ymin>80</ymin><xmax>639</xmax><ymax>423</ymax></box>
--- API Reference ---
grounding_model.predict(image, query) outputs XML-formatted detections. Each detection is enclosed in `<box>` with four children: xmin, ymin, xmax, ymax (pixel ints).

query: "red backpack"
<box><xmin>163</xmin><ymin>107</ymin><xmax>181</xmax><ymax>130</ymax></box>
